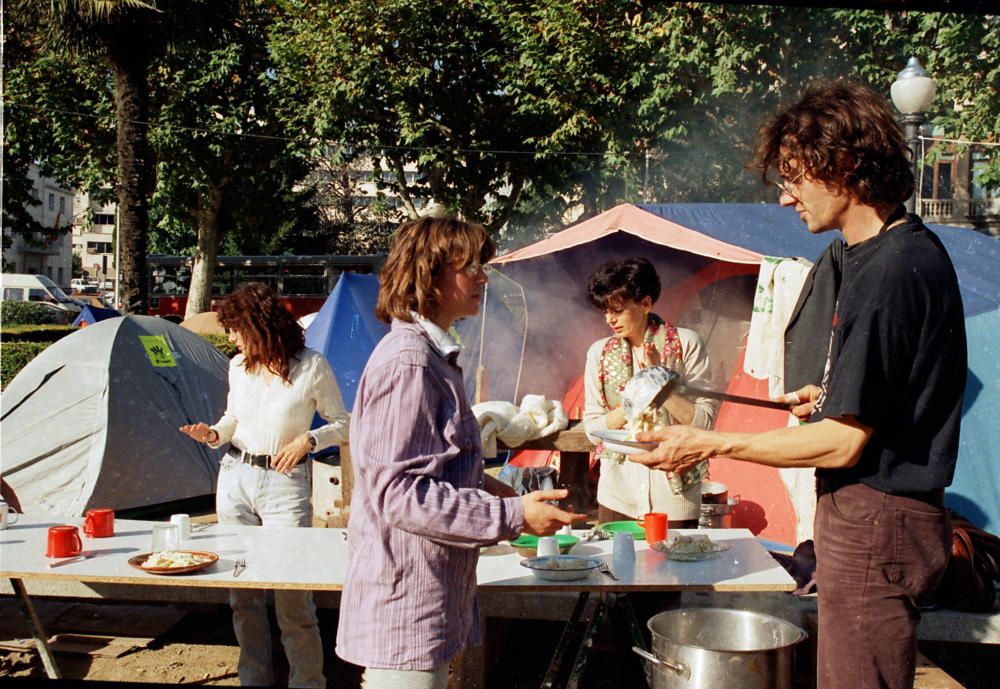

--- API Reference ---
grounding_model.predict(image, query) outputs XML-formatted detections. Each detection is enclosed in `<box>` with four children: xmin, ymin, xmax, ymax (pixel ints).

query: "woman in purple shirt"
<box><xmin>336</xmin><ymin>216</ymin><xmax>586</xmax><ymax>689</ymax></box>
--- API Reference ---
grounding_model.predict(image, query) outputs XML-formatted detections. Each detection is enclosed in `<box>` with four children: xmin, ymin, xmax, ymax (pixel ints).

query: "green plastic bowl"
<box><xmin>508</xmin><ymin>533</ymin><xmax>579</xmax><ymax>558</ymax></box>
<box><xmin>597</xmin><ymin>520</ymin><xmax>647</xmax><ymax>540</ymax></box>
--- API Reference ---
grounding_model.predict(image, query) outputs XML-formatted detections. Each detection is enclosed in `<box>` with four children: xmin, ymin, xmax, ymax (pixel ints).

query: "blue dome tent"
<box><xmin>72</xmin><ymin>304</ymin><xmax>121</xmax><ymax>327</ymax></box>
<box><xmin>304</xmin><ymin>272</ymin><xmax>389</xmax><ymax>413</ymax></box>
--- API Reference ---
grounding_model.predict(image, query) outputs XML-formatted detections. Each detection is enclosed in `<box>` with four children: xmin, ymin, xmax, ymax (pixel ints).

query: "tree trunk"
<box><xmin>185</xmin><ymin>183</ymin><xmax>226</xmax><ymax>319</ymax></box>
<box><xmin>108</xmin><ymin>44</ymin><xmax>155</xmax><ymax>315</ymax></box>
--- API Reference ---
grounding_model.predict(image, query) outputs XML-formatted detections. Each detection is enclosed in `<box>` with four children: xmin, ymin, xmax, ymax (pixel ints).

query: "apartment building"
<box><xmin>2</xmin><ymin>165</ymin><xmax>75</xmax><ymax>288</ymax></box>
<box><xmin>919</xmin><ymin>141</ymin><xmax>999</xmax><ymax>237</ymax></box>
<box><xmin>72</xmin><ymin>191</ymin><xmax>118</xmax><ymax>287</ymax></box>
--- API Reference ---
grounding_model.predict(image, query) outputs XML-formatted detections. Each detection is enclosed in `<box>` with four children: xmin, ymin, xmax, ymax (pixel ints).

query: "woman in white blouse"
<box><xmin>180</xmin><ymin>282</ymin><xmax>349</xmax><ymax>689</ymax></box>
<box><xmin>582</xmin><ymin>257</ymin><xmax>718</xmax><ymax>528</ymax></box>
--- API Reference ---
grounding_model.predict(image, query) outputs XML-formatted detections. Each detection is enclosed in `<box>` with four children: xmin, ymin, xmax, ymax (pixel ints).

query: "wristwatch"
<box><xmin>306</xmin><ymin>433</ymin><xmax>317</xmax><ymax>451</ymax></box>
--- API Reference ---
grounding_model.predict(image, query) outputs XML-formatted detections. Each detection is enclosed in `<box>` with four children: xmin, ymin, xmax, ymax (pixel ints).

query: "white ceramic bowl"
<box><xmin>519</xmin><ymin>554</ymin><xmax>603</xmax><ymax>581</ymax></box>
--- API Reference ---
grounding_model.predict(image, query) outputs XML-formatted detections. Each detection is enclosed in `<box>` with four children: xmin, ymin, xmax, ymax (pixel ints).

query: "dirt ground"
<box><xmin>4</xmin><ymin>594</ymin><xmax>995</xmax><ymax>689</ymax></box>
<box><xmin>0</xmin><ymin>596</ymin><xmax>643</xmax><ymax>689</ymax></box>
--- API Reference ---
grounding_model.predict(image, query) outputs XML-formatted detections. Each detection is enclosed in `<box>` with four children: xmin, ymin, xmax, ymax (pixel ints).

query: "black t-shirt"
<box><xmin>813</xmin><ymin>218</ymin><xmax>967</xmax><ymax>494</ymax></box>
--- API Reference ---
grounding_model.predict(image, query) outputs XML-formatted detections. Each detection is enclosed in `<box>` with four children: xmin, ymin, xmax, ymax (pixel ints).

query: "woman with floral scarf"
<box><xmin>582</xmin><ymin>257</ymin><xmax>718</xmax><ymax>528</ymax></box>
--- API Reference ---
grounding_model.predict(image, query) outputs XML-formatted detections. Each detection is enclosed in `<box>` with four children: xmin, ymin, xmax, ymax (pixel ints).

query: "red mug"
<box><xmin>84</xmin><ymin>508</ymin><xmax>115</xmax><ymax>538</ymax></box>
<box><xmin>637</xmin><ymin>512</ymin><xmax>668</xmax><ymax>544</ymax></box>
<box><xmin>46</xmin><ymin>525</ymin><xmax>83</xmax><ymax>558</ymax></box>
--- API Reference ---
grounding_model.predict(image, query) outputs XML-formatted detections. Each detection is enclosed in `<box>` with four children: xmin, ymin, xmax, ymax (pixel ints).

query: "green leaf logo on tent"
<box><xmin>139</xmin><ymin>335</ymin><xmax>177</xmax><ymax>367</ymax></box>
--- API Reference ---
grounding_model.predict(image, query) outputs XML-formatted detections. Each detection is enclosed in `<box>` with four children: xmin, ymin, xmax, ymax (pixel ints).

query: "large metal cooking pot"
<box><xmin>700</xmin><ymin>481</ymin><xmax>729</xmax><ymax>504</ymax></box>
<box><xmin>633</xmin><ymin>608</ymin><xmax>807</xmax><ymax>689</ymax></box>
<box><xmin>699</xmin><ymin>497</ymin><xmax>738</xmax><ymax>529</ymax></box>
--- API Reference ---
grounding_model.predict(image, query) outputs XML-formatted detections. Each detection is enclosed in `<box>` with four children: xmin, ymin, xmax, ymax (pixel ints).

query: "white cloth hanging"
<box><xmin>472</xmin><ymin>394</ymin><xmax>569</xmax><ymax>459</ymax></box>
<box><xmin>744</xmin><ymin>256</ymin><xmax>813</xmax><ymax>397</ymax></box>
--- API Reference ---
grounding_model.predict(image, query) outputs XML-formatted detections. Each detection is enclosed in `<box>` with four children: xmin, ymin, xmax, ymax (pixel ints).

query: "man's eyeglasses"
<box><xmin>769</xmin><ymin>169</ymin><xmax>806</xmax><ymax>197</ymax></box>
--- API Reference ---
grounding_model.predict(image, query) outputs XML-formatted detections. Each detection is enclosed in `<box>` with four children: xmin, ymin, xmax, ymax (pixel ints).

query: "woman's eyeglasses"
<box><xmin>463</xmin><ymin>263</ymin><xmax>492</xmax><ymax>277</ymax></box>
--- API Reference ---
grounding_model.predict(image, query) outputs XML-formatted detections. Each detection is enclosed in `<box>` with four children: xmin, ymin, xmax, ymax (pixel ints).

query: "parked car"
<box><xmin>71</xmin><ymin>277</ymin><xmax>99</xmax><ymax>291</ymax></box>
<box><xmin>3</xmin><ymin>274</ymin><xmax>83</xmax><ymax>315</ymax></box>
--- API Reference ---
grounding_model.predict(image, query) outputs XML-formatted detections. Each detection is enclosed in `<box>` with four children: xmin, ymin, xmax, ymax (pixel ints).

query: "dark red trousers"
<box><xmin>814</xmin><ymin>482</ymin><xmax>951</xmax><ymax>689</ymax></box>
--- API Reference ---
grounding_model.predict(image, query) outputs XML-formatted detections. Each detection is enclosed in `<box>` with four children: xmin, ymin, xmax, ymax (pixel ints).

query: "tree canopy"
<box><xmin>5</xmin><ymin>1</ymin><xmax>996</xmax><ymax>286</ymax></box>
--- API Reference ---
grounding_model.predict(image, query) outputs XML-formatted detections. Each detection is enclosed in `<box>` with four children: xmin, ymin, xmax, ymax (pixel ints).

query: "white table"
<box><xmin>2</xmin><ymin>515</ymin><xmax>794</xmax><ymax>684</ymax></box>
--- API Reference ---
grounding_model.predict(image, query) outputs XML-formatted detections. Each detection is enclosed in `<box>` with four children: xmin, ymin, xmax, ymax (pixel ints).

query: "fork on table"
<box><xmin>233</xmin><ymin>558</ymin><xmax>246</xmax><ymax>577</ymax></box>
<box><xmin>597</xmin><ymin>561</ymin><xmax>618</xmax><ymax>581</ymax></box>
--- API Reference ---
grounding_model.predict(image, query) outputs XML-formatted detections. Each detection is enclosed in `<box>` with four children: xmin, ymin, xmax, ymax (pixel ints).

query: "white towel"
<box><xmin>472</xmin><ymin>395</ymin><xmax>569</xmax><ymax>459</ymax></box>
<box><xmin>744</xmin><ymin>256</ymin><xmax>813</xmax><ymax>397</ymax></box>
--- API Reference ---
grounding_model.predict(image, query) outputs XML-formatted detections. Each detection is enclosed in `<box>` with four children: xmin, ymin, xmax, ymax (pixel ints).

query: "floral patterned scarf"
<box><xmin>598</xmin><ymin>313</ymin><xmax>681</xmax><ymax>410</ymax></box>
<box><xmin>596</xmin><ymin>313</ymin><xmax>707</xmax><ymax>493</ymax></box>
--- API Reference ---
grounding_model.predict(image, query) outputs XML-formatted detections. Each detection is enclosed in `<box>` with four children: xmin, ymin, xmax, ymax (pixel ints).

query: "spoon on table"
<box><xmin>47</xmin><ymin>552</ymin><xmax>96</xmax><ymax>568</ymax></box>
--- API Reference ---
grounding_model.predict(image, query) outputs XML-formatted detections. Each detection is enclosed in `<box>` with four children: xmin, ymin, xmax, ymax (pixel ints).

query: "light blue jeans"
<box><xmin>362</xmin><ymin>665</ymin><xmax>450</xmax><ymax>689</ymax></box>
<box><xmin>217</xmin><ymin>454</ymin><xmax>324</xmax><ymax>689</ymax></box>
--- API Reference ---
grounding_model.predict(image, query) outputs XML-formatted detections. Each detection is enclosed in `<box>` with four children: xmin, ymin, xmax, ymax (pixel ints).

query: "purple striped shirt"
<box><xmin>335</xmin><ymin>320</ymin><xmax>525</xmax><ymax>670</ymax></box>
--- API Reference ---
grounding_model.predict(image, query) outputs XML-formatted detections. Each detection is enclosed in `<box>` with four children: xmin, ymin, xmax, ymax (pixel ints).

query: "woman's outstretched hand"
<box><xmin>179</xmin><ymin>422</ymin><xmax>216</xmax><ymax>444</ymax></box>
<box><xmin>520</xmin><ymin>489</ymin><xmax>589</xmax><ymax>536</ymax></box>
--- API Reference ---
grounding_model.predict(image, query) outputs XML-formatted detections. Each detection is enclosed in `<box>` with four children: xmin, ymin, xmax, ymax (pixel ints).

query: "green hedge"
<box><xmin>0</xmin><ymin>331</ymin><xmax>237</xmax><ymax>390</ymax></box>
<box><xmin>1</xmin><ymin>342</ymin><xmax>51</xmax><ymax>388</ymax></box>
<box><xmin>201</xmin><ymin>334</ymin><xmax>239</xmax><ymax>359</ymax></box>
<box><xmin>1</xmin><ymin>301</ymin><xmax>71</xmax><ymax>325</ymax></box>
<box><xmin>2</xmin><ymin>324</ymin><xmax>78</xmax><ymax>343</ymax></box>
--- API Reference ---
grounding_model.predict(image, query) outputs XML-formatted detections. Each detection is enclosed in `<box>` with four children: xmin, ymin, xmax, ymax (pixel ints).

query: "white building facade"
<box><xmin>2</xmin><ymin>165</ymin><xmax>75</xmax><ymax>288</ymax></box>
<box><xmin>72</xmin><ymin>191</ymin><xmax>118</xmax><ymax>287</ymax></box>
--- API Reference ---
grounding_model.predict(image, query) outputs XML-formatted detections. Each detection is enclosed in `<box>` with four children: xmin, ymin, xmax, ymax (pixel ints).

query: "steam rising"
<box><xmin>455</xmin><ymin>232</ymin><xmax>756</xmax><ymax>413</ymax></box>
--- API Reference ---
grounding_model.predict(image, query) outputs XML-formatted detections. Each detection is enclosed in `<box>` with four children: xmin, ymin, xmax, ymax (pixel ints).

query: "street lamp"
<box><xmin>890</xmin><ymin>56</ymin><xmax>936</xmax><ymax>213</ymax></box>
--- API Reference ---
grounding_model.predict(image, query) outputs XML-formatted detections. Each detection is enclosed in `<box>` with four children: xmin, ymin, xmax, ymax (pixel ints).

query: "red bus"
<box><xmin>148</xmin><ymin>254</ymin><xmax>384</xmax><ymax>318</ymax></box>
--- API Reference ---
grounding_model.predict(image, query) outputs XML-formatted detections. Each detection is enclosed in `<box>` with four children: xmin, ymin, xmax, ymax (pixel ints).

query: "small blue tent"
<box><xmin>72</xmin><ymin>305</ymin><xmax>121</xmax><ymax>327</ymax></box>
<box><xmin>304</xmin><ymin>272</ymin><xmax>388</xmax><ymax>411</ymax></box>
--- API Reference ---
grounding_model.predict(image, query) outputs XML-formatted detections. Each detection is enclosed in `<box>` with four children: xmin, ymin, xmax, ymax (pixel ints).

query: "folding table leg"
<box><xmin>618</xmin><ymin>593</ymin><xmax>647</xmax><ymax>652</ymax></box>
<box><xmin>565</xmin><ymin>593</ymin><xmax>610</xmax><ymax>689</ymax></box>
<box><xmin>613</xmin><ymin>594</ymin><xmax>651</xmax><ymax>689</ymax></box>
<box><xmin>540</xmin><ymin>592</ymin><xmax>590</xmax><ymax>689</ymax></box>
<box><xmin>11</xmin><ymin>577</ymin><xmax>61</xmax><ymax>679</ymax></box>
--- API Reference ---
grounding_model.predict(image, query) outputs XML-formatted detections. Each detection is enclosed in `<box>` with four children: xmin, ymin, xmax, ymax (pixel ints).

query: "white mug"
<box><xmin>170</xmin><ymin>514</ymin><xmax>192</xmax><ymax>541</ymax></box>
<box><xmin>150</xmin><ymin>523</ymin><xmax>180</xmax><ymax>552</ymax></box>
<box><xmin>557</xmin><ymin>524</ymin><xmax>573</xmax><ymax>537</ymax></box>
<box><xmin>0</xmin><ymin>499</ymin><xmax>18</xmax><ymax>530</ymax></box>
<box><xmin>536</xmin><ymin>536</ymin><xmax>560</xmax><ymax>558</ymax></box>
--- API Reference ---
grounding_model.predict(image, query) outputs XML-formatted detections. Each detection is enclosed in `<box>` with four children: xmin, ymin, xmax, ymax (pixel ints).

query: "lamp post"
<box><xmin>890</xmin><ymin>56</ymin><xmax>936</xmax><ymax>214</ymax></box>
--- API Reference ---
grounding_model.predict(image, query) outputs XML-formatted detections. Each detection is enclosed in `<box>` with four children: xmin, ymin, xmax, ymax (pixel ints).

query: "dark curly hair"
<box><xmin>215</xmin><ymin>282</ymin><xmax>304</xmax><ymax>383</ymax></box>
<box><xmin>587</xmin><ymin>257</ymin><xmax>661</xmax><ymax>310</ymax></box>
<box><xmin>376</xmin><ymin>216</ymin><xmax>495</xmax><ymax>324</ymax></box>
<box><xmin>749</xmin><ymin>81</ymin><xmax>914</xmax><ymax>206</ymax></box>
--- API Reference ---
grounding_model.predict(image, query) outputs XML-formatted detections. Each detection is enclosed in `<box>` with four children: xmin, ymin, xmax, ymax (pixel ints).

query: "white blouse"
<box><xmin>209</xmin><ymin>348</ymin><xmax>349</xmax><ymax>455</ymax></box>
<box><xmin>581</xmin><ymin>326</ymin><xmax>717</xmax><ymax>520</ymax></box>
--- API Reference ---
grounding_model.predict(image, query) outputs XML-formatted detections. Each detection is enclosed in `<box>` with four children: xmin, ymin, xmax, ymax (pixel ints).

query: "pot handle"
<box><xmin>631</xmin><ymin>646</ymin><xmax>690</xmax><ymax>680</ymax></box>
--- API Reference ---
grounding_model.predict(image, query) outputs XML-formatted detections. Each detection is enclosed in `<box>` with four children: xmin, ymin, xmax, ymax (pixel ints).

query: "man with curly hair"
<box><xmin>629</xmin><ymin>82</ymin><xmax>967</xmax><ymax>689</ymax></box>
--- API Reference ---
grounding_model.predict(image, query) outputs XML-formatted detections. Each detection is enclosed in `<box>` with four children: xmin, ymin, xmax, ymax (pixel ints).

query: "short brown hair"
<box><xmin>375</xmin><ymin>216</ymin><xmax>495</xmax><ymax>324</ymax></box>
<box><xmin>215</xmin><ymin>282</ymin><xmax>303</xmax><ymax>382</ymax></box>
<box><xmin>749</xmin><ymin>81</ymin><xmax>914</xmax><ymax>206</ymax></box>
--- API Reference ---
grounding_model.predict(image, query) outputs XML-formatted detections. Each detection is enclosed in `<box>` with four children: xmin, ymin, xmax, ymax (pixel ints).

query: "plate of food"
<box><xmin>519</xmin><ymin>555</ymin><xmax>603</xmax><ymax>581</ymax></box>
<box><xmin>128</xmin><ymin>550</ymin><xmax>219</xmax><ymax>575</ymax></box>
<box><xmin>651</xmin><ymin>534</ymin><xmax>731</xmax><ymax>561</ymax></box>
<box><xmin>592</xmin><ymin>429</ymin><xmax>658</xmax><ymax>456</ymax></box>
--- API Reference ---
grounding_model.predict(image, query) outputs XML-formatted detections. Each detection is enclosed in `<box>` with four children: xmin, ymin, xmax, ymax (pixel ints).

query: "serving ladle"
<box><xmin>626</xmin><ymin>366</ymin><xmax>790</xmax><ymax>414</ymax></box>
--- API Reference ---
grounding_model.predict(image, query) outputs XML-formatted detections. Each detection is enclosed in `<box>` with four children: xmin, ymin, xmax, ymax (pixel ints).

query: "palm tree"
<box><xmin>12</xmin><ymin>1</ymin><xmax>219</xmax><ymax>314</ymax></box>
